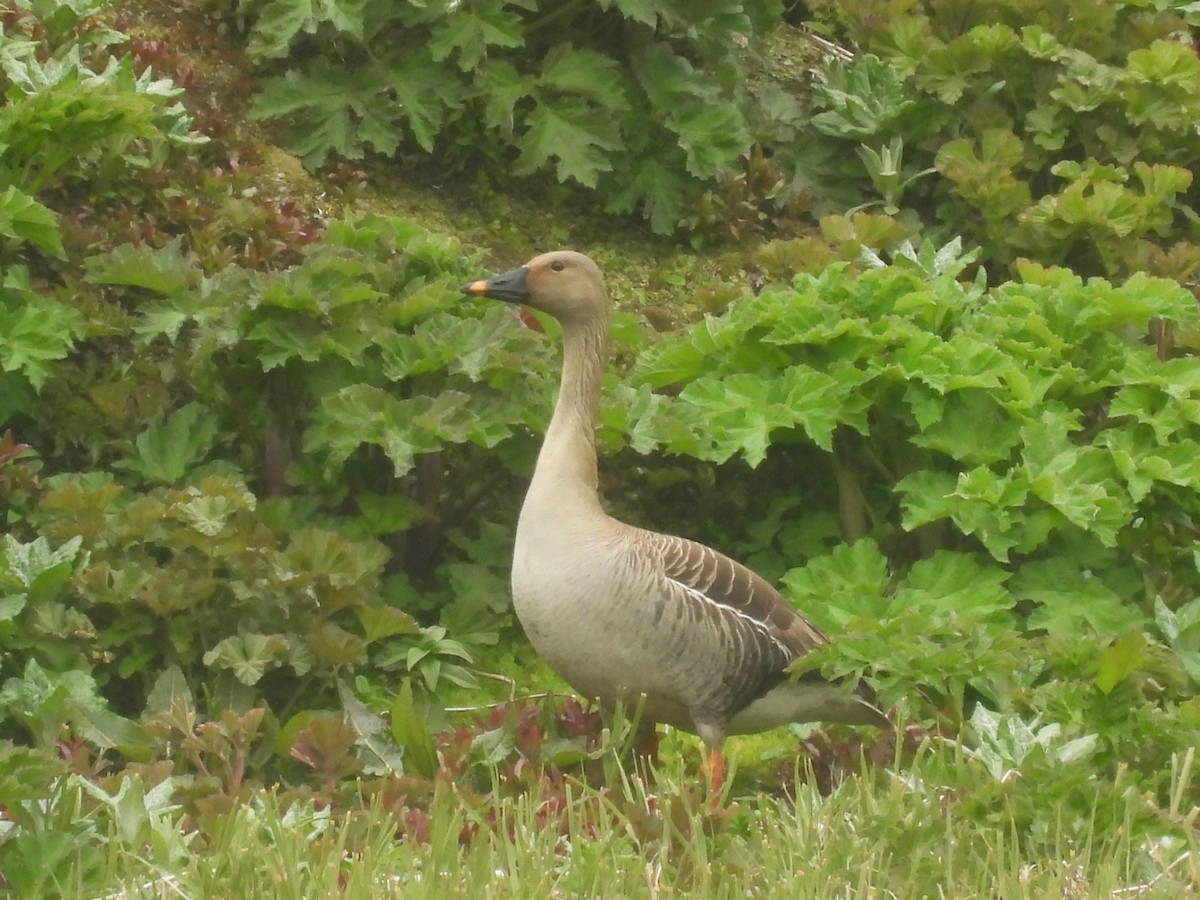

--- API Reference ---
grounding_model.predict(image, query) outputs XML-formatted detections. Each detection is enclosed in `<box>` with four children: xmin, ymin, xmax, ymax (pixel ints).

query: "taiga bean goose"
<box><xmin>463</xmin><ymin>251</ymin><xmax>888</xmax><ymax>800</ymax></box>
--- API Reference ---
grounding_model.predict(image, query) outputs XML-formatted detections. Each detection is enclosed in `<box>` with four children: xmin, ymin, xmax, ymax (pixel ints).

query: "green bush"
<box><xmin>246</xmin><ymin>0</ymin><xmax>794</xmax><ymax>232</ymax></box>
<box><xmin>795</xmin><ymin>0</ymin><xmax>1200</xmax><ymax>277</ymax></box>
<box><xmin>616</xmin><ymin>240</ymin><xmax>1200</xmax><ymax>779</ymax></box>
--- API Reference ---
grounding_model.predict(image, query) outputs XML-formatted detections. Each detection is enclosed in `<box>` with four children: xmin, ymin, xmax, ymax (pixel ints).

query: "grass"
<box><xmin>28</xmin><ymin>736</ymin><xmax>1195</xmax><ymax>899</ymax></box>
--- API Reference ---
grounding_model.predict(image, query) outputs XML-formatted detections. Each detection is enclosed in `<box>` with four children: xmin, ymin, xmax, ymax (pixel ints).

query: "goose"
<box><xmin>462</xmin><ymin>251</ymin><xmax>888</xmax><ymax>802</ymax></box>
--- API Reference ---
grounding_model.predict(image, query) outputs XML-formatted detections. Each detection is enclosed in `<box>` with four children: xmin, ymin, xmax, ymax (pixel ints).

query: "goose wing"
<box><xmin>649</xmin><ymin>531</ymin><xmax>828</xmax><ymax>663</ymax></box>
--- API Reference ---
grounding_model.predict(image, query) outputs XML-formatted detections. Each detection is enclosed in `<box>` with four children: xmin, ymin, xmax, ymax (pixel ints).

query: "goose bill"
<box><xmin>462</xmin><ymin>265</ymin><xmax>530</xmax><ymax>302</ymax></box>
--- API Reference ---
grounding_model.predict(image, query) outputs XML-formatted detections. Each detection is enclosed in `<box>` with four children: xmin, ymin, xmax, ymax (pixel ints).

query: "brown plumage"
<box><xmin>463</xmin><ymin>251</ymin><xmax>888</xmax><ymax>802</ymax></box>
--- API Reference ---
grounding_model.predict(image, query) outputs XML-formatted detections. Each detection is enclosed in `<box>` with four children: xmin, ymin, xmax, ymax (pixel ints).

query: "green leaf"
<box><xmin>604</xmin><ymin>151</ymin><xmax>693</xmax><ymax>234</ymax></box>
<box><xmin>252</xmin><ymin>56</ymin><xmax>460</xmax><ymax>165</ymax></box>
<box><xmin>669</xmin><ymin>101</ymin><xmax>750</xmax><ymax>178</ymax></box>
<box><xmin>782</xmin><ymin>539</ymin><xmax>891</xmax><ymax>626</ymax></box>
<box><xmin>673</xmin><ymin>374</ymin><xmax>786</xmax><ymax>466</ymax></box>
<box><xmin>909</xmin><ymin>389</ymin><xmax>1022</xmax><ymax>465</ymax></box>
<box><xmin>72</xmin><ymin>704</ymin><xmax>147</xmax><ymax>756</ymax></box>
<box><xmin>1011</xmin><ymin>559</ymin><xmax>1142</xmax><ymax>638</ymax></box>
<box><xmin>379</xmin><ymin>55</ymin><xmax>465</xmax><ymax>153</ymax></box>
<box><xmin>248</xmin><ymin>0</ymin><xmax>368</xmax><ymax>60</ymax></box>
<box><xmin>0</xmin><ymin>186</ymin><xmax>64</xmax><ymax>257</ymax></box>
<box><xmin>142</xmin><ymin>666</ymin><xmax>192</xmax><ymax>719</ymax></box>
<box><xmin>390</xmin><ymin>681</ymin><xmax>438</xmax><ymax>778</ymax></box>
<box><xmin>2</xmin><ymin>533</ymin><xmax>87</xmax><ymax>610</ymax></box>
<box><xmin>427</xmin><ymin>0</ymin><xmax>529</xmax><ymax>70</ymax></box>
<box><xmin>0</xmin><ymin>296</ymin><xmax>79</xmax><ymax>391</ymax></box>
<box><xmin>597</xmin><ymin>0</ymin><xmax>673</xmax><ymax>27</ymax></box>
<box><xmin>896</xmin><ymin>552</ymin><xmax>1011</xmax><ymax>618</ymax></box>
<box><xmin>84</xmin><ymin>239</ymin><xmax>198</xmax><ymax>296</ymax></box>
<box><xmin>356</xmin><ymin>605</ymin><xmax>420</xmax><ymax>643</ymax></box>
<box><xmin>338</xmin><ymin>680</ymin><xmax>406</xmax><ymax>776</ymax></box>
<box><xmin>203</xmin><ymin>633</ymin><xmax>292</xmax><ymax>685</ymax></box>
<box><xmin>118</xmin><ymin>402</ymin><xmax>218</xmax><ymax>485</ymax></box>
<box><xmin>307</xmin><ymin>385</ymin><xmax>517</xmax><ymax>478</ymax></box>
<box><xmin>810</xmin><ymin>54</ymin><xmax>915</xmax><ymax>139</ymax></box>
<box><xmin>477</xmin><ymin>60</ymin><xmax>531</xmax><ymax>134</ymax></box>
<box><xmin>1093</xmin><ymin>631</ymin><xmax>1145</xmax><ymax>694</ymax></box>
<box><xmin>630</xmin><ymin>43</ymin><xmax>715</xmax><ymax>108</ymax></box>
<box><xmin>538</xmin><ymin>44</ymin><xmax>628</xmax><ymax>112</ymax></box>
<box><xmin>515</xmin><ymin>96</ymin><xmax>621</xmax><ymax>188</ymax></box>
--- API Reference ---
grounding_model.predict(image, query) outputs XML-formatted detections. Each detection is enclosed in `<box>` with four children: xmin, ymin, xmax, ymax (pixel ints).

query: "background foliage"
<box><xmin>245</xmin><ymin>0</ymin><xmax>1200</xmax><ymax>279</ymax></box>
<box><xmin>1</xmin><ymin>0</ymin><xmax>1197</xmax><ymax>894</ymax></box>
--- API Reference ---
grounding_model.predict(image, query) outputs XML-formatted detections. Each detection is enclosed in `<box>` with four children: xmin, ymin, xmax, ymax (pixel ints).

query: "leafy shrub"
<box><xmin>246</xmin><ymin>0</ymin><xmax>798</xmax><ymax>233</ymax></box>
<box><xmin>0</xmin><ymin>0</ymin><xmax>562</xmax><ymax>786</ymax></box>
<box><xmin>0</xmin><ymin>0</ymin><xmax>204</xmax><ymax>196</ymax></box>
<box><xmin>0</xmin><ymin>212</ymin><xmax>564</xmax><ymax>764</ymax></box>
<box><xmin>616</xmin><ymin>241</ymin><xmax>1200</xmax><ymax>781</ymax></box>
<box><xmin>0</xmin><ymin>0</ymin><xmax>208</xmax><ymax>428</ymax></box>
<box><xmin>793</xmin><ymin>0</ymin><xmax>1200</xmax><ymax>276</ymax></box>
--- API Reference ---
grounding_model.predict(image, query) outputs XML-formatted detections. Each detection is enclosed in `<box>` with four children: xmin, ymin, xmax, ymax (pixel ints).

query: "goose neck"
<box><xmin>527</xmin><ymin>316</ymin><xmax>608</xmax><ymax>514</ymax></box>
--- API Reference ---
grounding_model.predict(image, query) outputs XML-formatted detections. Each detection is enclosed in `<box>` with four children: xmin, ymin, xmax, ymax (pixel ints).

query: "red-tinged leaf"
<box><xmin>289</xmin><ymin>714</ymin><xmax>362</xmax><ymax>782</ymax></box>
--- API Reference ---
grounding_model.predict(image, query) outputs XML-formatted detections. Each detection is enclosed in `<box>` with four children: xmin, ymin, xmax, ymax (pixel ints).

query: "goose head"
<box><xmin>462</xmin><ymin>250</ymin><xmax>607</xmax><ymax>324</ymax></box>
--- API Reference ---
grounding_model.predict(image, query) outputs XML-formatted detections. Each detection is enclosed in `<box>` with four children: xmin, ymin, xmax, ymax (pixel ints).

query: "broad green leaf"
<box><xmin>177</xmin><ymin>495</ymin><xmax>239</xmax><ymax>536</ymax></box>
<box><xmin>538</xmin><ymin>44</ymin><xmax>628</xmax><ymax>112</ymax></box>
<box><xmin>909</xmin><ymin>390</ymin><xmax>1022</xmax><ymax>465</ymax></box>
<box><xmin>782</xmin><ymin>539</ymin><xmax>890</xmax><ymax>626</ymax></box>
<box><xmin>248</xmin><ymin>0</ymin><xmax>368</xmax><ymax>60</ymax></box>
<box><xmin>0</xmin><ymin>186</ymin><xmax>64</xmax><ymax>257</ymax></box>
<box><xmin>3</xmin><ymin>534</ymin><xmax>86</xmax><ymax>602</ymax></box>
<box><xmin>674</xmin><ymin>374</ymin><xmax>788</xmax><ymax>466</ymax></box>
<box><xmin>1093</xmin><ymin>631</ymin><xmax>1145</xmax><ymax>694</ymax></box>
<box><xmin>283</xmin><ymin>527</ymin><xmax>387</xmax><ymax>595</ymax></box>
<box><xmin>84</xmin><ymin>240</ymin><xmax>197</xmax><ymax>295</ymax></box>
<box><xmin>1011</xmin><ymin>558</ymin><xmax>1143</xmax><ymax>638</ymax></box>
<box><xmin>630</xmin><ymin>43</ymin><xmax>715</xmax><ymax>107</ymax></box>
<box><xmin>253</xmin><ymin>60</ymin><xmax>440</xmax><ymax>166</ymax></box>
<box><xmin>390</xmin><ymin>681</ymin><xmax>438</xmax><ymax>778</ymax></box>
<box><xmin>427</xmin><ymin>0</ymin><xmax>529</xmax><ymax>70</ymax></box>
<box><xmin>142</xmin><ymin>666</ymin><xmax>192</xmax><ymax>719</ymax></box>
<box><xmin>203</xmin><ymin>633</ymin><xmax>292</xmax><ymax>685</ymax></box>
<box><xmin>0</xmin><ymin>297</ymin><xmax>79</xmax><ymax>390</ymax></box>
<box><xmin>515</xmin><ymin>97</ymin><xmax>621</xmax><ymax>188</ymax></box>
<box><xmin>896</xmin><ymin>552</ymin><xmax>1011</xmax><ymax>617</ymax></box>
<box><xmin>597</xmin><ymin>0</ymin><xmax>673</xmax><ymax>27</ymax></box>
<box><xmin>338</xmin><ymin>680</ymin><xmax>406</xmax><ymax>776</ymax></box>
<box><xmin>356</xmin><ymin>605</ymin><xmax>420</xmax><ymax>643</ymax></box>
<box><xmin>71</xmin><ymin>703</ymin><xmax>147</xmax><ymax>757</ymax></box>
<box><xmin>306</xmin><ymin>621</ymin><xmax>366</xmax><ymax>666</ymax></box>
<box><xmin>307</xmin><ymin>385</ymin><xmax>517</xmax><ymax>478</ymax></box>
<box><xmin>810</xmin><ymin>54</ymin><xmax>915</xmax><ymax>138</ymax></box>
<box><xmin>379</xmin><ymin>55</ymin><xmax>465</xmax><ymax>153</ymax></box>
<box><xmin>669</xmin><ymin>101</ymin><xmax>750</xmax><ymax>178</ymax></box>
<box><xmin>118</xmin><ymin>402</ymin><xmax>218</xmax><ymax>485</ymax></box>
<box><xmin>0</xmin><ymin>593</ymin><xmax>27</xmax><ymax>623</ymax></box>
<box><xmin>478</xmin><ymin>60</ymin><xmax>531</xmax><ymax>133</ymax></box>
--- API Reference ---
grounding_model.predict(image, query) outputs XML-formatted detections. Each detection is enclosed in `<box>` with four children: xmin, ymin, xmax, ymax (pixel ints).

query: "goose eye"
<box><xmin>550</xmin><ymin>260</ymin><xmax>565</xmax><ymax>272</ymax></box>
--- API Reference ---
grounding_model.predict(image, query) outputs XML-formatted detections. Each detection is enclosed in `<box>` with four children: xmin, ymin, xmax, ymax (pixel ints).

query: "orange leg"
<box><xmin>703</xmin><ymin>747</ymin><xmax>726</xmax><ymax>813</ymax></box>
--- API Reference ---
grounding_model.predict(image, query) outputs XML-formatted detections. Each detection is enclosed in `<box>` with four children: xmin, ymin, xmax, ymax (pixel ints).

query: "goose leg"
<box><xmin>702</xmin><ymin>746</ymin><xmax>726</xmax><ymax>814</ymax></box>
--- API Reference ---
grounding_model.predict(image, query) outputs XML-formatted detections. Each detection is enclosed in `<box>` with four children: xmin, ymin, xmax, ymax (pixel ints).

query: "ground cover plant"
<box><xmin>0</xmin><ymin>0</ymin><xmax>1198</xmax><ymax>895</ymax></box>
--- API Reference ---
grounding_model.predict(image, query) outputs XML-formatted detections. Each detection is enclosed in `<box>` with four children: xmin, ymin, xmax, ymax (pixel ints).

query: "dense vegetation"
<box><xmin>1</xmin><ymin>0</ymin><xmax>1198</xmax><ymax>894</ymax></box>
